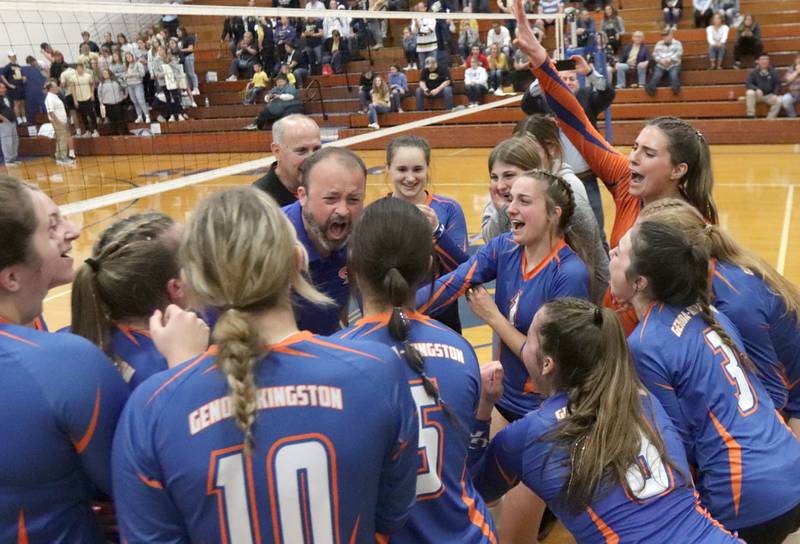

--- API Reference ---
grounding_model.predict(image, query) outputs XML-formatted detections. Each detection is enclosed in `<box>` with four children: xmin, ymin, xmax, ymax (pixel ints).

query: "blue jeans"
<box><xmin>615</xmin><ymin>61</ymin><xmax>648</xmax><ymax>87</ymax></box>
<box><xmin>646</xmin><ymin>64</ymin><xmax>681</xmax><ymax>94</ymax></box>
<box><xmin>708</xmin><ymin>45</ymin><xmax>726</xmax><ymax>65</ymax></box>
<box><xmin>417</xmin><ymin>50</ymin><xmax>435</xmax><ymax>70</ymax></box>
<box><xmin>293</xmin><ymin>67</ymin><xmax>309</xmax><ymax>87</ymax></box>
<box><xmin>782</xmin><ymin>93</ymin><xmax>798</xmax><ymax>118</ymax></box>
<box><xmin>488</xmin><ymin>69</ymin><xmax>504</xmax><ymax>89</ymax></box>
<box><xmin>390</xmin><ymin>88</ymin><xmax>405</xmax><ymax>111</ymax></box>
<box><xmin>368</xmin><ymin>103</ymin><xmax>389</xmax><ymax>124</ymax></box>
<box><xmin>663</xmin><ymin>7</ymin><xmax>681</xmax><ymax>26</ymax></box>
<box><xmin>183</xmin><ymin>54</ymin><xmax>198</xmax><ymax>90</ymax></box>
<box><xmin>415</xmin><ymin>86</ymin><xmax>453</xmax><ymax>110</ymax></box>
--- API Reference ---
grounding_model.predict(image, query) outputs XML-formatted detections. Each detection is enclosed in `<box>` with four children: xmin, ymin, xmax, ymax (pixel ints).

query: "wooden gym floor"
<box><xmin>13</xmin><ymin>142</ymin><xmax>797</xmax><ymax>543</ymax></box>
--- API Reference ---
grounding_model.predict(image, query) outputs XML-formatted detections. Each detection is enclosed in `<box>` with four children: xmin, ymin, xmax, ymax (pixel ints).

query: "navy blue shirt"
<box><xmin>283</xmin><ymin>201</ymin><xmax>350</xmax><ymax>335</ymax></box>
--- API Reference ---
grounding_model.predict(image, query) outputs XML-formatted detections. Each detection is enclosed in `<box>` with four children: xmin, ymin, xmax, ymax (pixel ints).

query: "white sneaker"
<box><xmin>191</xmin><ymin>88</ymin><xmax>200</xmax><ymax>96</ymax></box>
<box><xmin>134</xmin><ymin>116</ymin><xmax>143</xmax><ymax>123</ymax></box>
<box><xmin>68</xmin><ymin>150</ymin><xmax>76</xmax><ymax>159</ymax></box>
<box><xmin>92</xmin><ymin>130</ymin><xmax>99</xmax><ymax>138</ymax></box>
<box><xmin>244</xmin><ymin>123</ymin><xmax>258</xmax><ymax>130</ymax></box>
<box><xmin>157</xmin><ymin>114</ymin><xmax>166</xmax><ymax>123</ymax></box>
<box><xmin>145</xmin><ymin>115</ymin><xmax>151</xmax><ymax>123</ymax></box>
<box><xmin>191</xmin><ymin>101</ymin><xmax>198</xmax><ymax>108</ymax></box>
<box><xmin>168</xmin><ymin>115</ymin><xmax>176</xmax><ymax>122</ymax></box>
<box><xmin>226</xmin><ymin>75</ymin><xmax>237</xmax><ymax>81</ymax></box>
<box><xmin>367</xmin><ymin>122</ymin><xmax>380</xmax><ymax>129</ymax></box>
<box><xmin>56</xmin><ymin>159</ymin><xmax>76</xmax><ymax>166</ymax></box>
<box><xmin>75</xmin><ymin>129</ymin><xmax>83</xmax><ymax>138</ymax></box>
<box><xmin>494</xmin><ymin>88</ymin><xmax>505</xmax><ymax>96</ymax></box>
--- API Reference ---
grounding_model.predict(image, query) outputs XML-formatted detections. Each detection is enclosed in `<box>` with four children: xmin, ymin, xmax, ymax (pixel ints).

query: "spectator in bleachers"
<box><xmin>244</xmin><ymin>61</ymin><xmax>269</xmax><ymax>104</ymax></box>
<box><xmin>464</xmin><ymin>55</ymin><xmax>488</xmax><ymax>107</ymax></box>
<box><xmin>72</xmin><ymin>63</ymin><xmax>98</xmax><ymax>137</ymax></box>
<box><xmin>693</xmin><ymin>0</ymin><xmax>713</xmax><ymax>28</ymax></box>
<box><xmin>109</xmin><ymin>50</ymin><xmax>127</xmax><ymax>85</ymax></box>
<box><xmin>0</xmin><ymin>83</ymin><xmax>20</xmax><ymax>166</ymax></box>
<box><xmin>716</xmin><ymin>0</ymin><xmax>739</xmax><ymax>26</ymax></box>
<box><xmin>486</xmin><ymin>22</ymin><xmax>512</xmax><ymax>58</ymax></box>
<box><xmin>59</xmin><ymin>65</ymin><xmax>81</xmax><ymax>137</ymax></box>
<box><xmin>291</xmin><ymin>41</ymin><xmax>312</xmax><ymax>87</ymax></box>
<box><xmin>323</xmin><ymin>1</ymin><xmax>350</xmax><ymax>40</ymax></box>
<box><xmin>98</xmin><ymin>46</ymin><xmax>113</xmax><ymax>73</ymax></box>
<box><xmin>124</xmin><ymin>52</ymin><xmax>150</xmax><ymax>123</ymax></box>
<box><xmin>81</xmin><ymin>31</ymin><xmax>100</xmax><ymax>54</ymax></box>
<box><xmin>388</xmin><ymin>64</ymin><xmax>408</xmax><ymax>112</ymax></box>
<box><xmin>367</xmin><ymin>75</ymin><xmax>391</xmax><ymax>129</ymax></box>
<box><xmin>575</xmin><ymin>9</ymin><xmax>596</xmax><ymax>48</ymax></box>
<box><xmin>37</xmin><ymin>43</ymin><xmax>54</xmax><ymax>76</ymax></box>
<box><xmin>745</xmin><ymin>53</ymin><xmax>782</xmax><ymax>119</ymax></box>
<box><xmin>733</xmin><ymin>14</ymin><xmax>762</xmax><ymax>69</ymax></box>
<box><xmin>301</xmin><ymin>17</ymin><xmax>324</xmax><ymax>73</ymax></box>
<box><xmin>434</xmin><ymin>8</ymin><xmax>457</xmax><ymax>67</ymax></box>
<box><xmin>177</xmin><ymin>27</ymin><xmax>199</xmax><ymax>96</ymax></box>
<box><xmin>614</xmin><ymin>30</ymin><xmax>649</xmax><ymax>88</ymax></box>
<box><xmin>253</xmin><ymin>114</ymin><xmax>320</xmax><ymax>205</ymax></box>
<box><xmin>274</xmin><ymin>16</ymin><xmax>297</xmax><ymax>64</ymax></box>
<box><xmin>161</xmin><ymin>5</ymin><xmax>179</xmax><ymax>37</ymax></box>
<box><xmin>781</xmin><ymin>54</ymin><xmax>800</xmax><ymax>118</ymax></box>
<box><xmin>457</xmin><ymin>10</ymin><xmax>481</xmax><ymax>66</ymax></box>
<box><xmin>250</xmin><ymin>74</ymin><xmax>304</xmax><ymax>130</ymax></box>
<box><xmin>1</xmin><ymin>53</ymin><xmax>27</xmax><ymax>125</ymax></box>
<box><xmin>471</xmin><ymin>0</ymin><xmax>489</xmax><ymax>14</ymax></box>
<box><xmin>600</xmin><ymin>5</ymin><xmax>625</xmax><ymax>55</ymax></box>
<box><xmin>415</xmin><ymin>56</ymin><xmax>454</xmax><ymax>111</ymax></box>
<box><xmin>582</xmin><ymin>0</ymin><xmax>608</xmax><ymax>10</ymax></box>
<box><xmin>368</xmin><ymin>0</ymin><xmax>388</xmax><ymax>50</ymax></box>
<box><xmin>661</xmin><ymin>0</ymin><xmax>682</xmax><ymax>31</ymax></box>
<box><xmin>221</xmin><ymin>16</ymin><xmax>245</xmax><ymax>59</ymax></box>
<box><xmin>467</xmin><ymin>44</ymin><xmax>489</xmax><ymax>69</ymax></box>
<box><xmin>487</xmin><ymin>43</ymin><xmax>509</xmax><ymax>93</ymax></box>
<box><xmin>358</xmin><ymin>68</ymin><xmax>375</xmax><ymax>112</ymax></box>
<box><xmin>536</xmin><ymin>0</ymin><xmax>564</xmax><ymax>35</ymax></box>
<box><xmin>117</xmin><ymin>34</ymin><xmax>136</xmax><ymax>58</ymax></box>
<box><xmin>134</xmin><ymin>38</ymin><xmax>149</xmax><ymax>64</ymax></box>
<box><xmin>44</xmin><ymin>80</ymin><xmax>74</xmax><ymax>165</ymax></box>
<box><xmin>98</xmin><ymin>68</ymin><xmax>127</xmax><ymax>135</ymax></box>
<box><xmin>101</xmin><ymin>32</ymin><xmax>115</xmax><ymax>51</ymax></box>
<box><xmin>152</xmin><ymin>48</ymin><xmax>187</xmax><ymax>122</ymax></box>
<box><xmin>511</xmin><ymin>50</ymin><xmax>533</xmax><ymax>91</ymax></box>
<box><xmin>411</xmin><ymin>3</ymin><xmax>438</xmax><ymax>69</ymax></box>
<box><xmin>226</xmin><ymin>31</ymin><xmax>258</xmax><ymax>81</ymax></box>
<box><xmin>706</xmin><ymin>12</ymin><xmax>729</xmax><ymax>69</ymax></box>
<box><xmin>77</xmin><ymin>44</ymin><xmax>99</xmax><ymax>69</ymax></box>
<box><xmin>322</xmin><ymin>29</ymin><xmax>348</xmax><ymax>74</ymax></box>
<box><xmin>646</xmin><ymin>28</ymin><xmax>683</xmax><ymax>96</ymax></box>
<box><xmin>27</xmin><ymin>55</ymin><xmax>47</xmax><ymax>79</ymax></box>
<box><xmin>402</xmin><ymin>26</ymin><xmax>417</xmax><ymax>70</ymax></box>
<box><xmin>49</xmin><ymin>50</ymin><xmax>66</xmax><ymax>82</ymax></box>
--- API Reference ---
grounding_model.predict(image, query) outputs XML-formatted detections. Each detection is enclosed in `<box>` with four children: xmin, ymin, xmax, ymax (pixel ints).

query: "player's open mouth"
<box><xmin>60</xmin><ymin>247</ymin><xmax>73</xmax><ymax>261</ymax></box>
<box><xmin>630</xmin><ymin>171</ymin><xmax>645</xmax><ymax>184</ymax></box>
<box><xmin>328</xmin><ymin>221</ymin><xmax>348</xmax><ymax>238</ymax></box>
<box><xmin>510</xmin><ymin>220</ymin><xmax>525</xmax><ymax>233</ymax></box>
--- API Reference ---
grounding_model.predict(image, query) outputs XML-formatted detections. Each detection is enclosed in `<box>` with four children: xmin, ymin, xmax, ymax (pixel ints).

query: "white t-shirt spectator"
<box><xmin>465</xmin><ymin>65</ymin><xmax>488</xmax><ymax>87</ymax></box>
<box><xmin>45</xmin><ymin>92</ymin><xmax>68</xmax><ymax>124</ymax></box>
<box><xmin>486</xmin><ymin>26</ymin><xmax>511</xmax><ymax>49</ymax></box>
<box><xmin>706</xmin><ymin>24</ymin><xmax>729</xmax><ymax>45</ymax></box>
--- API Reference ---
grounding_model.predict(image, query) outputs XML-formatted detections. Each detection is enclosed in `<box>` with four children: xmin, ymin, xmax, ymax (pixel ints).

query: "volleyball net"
<box><xmin>0</xmin><ymin>0</ymin><xmax>568</xmax><ymax>220</ymax></box>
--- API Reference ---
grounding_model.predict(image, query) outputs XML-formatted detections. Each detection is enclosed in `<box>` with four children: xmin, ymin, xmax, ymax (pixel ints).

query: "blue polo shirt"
<box><xmin>282</xmin><ymin>201</ymin><xmax>350</xmax><ymax>335</ymax></box>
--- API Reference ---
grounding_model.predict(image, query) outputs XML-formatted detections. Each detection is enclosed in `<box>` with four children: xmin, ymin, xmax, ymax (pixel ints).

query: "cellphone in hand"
<box><xmin>555</xmin><ymin>59</ymin><xmax>577</xmax><ymax>71</ymax></box>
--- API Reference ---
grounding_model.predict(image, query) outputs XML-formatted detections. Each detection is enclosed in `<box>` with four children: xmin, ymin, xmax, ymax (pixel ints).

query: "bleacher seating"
<box><xmin>17</xmin><ymin>0</ymin><xmax>800</xmax><ymax>157</ymax></box>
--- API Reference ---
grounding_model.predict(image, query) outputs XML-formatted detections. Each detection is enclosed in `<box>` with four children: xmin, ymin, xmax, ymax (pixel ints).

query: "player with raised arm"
<box><xmin>112</xmin><ymin>187</ymin><xmax>419</xmax><ymax>543</ymax></box>
<box><xmin>610</xmin><ymin>220</ymin><xmax>800</xmax><ymax>542</ymax></box>
<box><xmin>71</xmin><ymin>212</ymin><xmax>209</xmax><ymax>389</ymax></box>
<box><xmin>336</xmin><ymin>197</ymin><xmax>496</xmax><ymax>543</ymax></box>
<box><xmin>469</xmin><ymin>297</ymin><xmax>744</xmax><ymax>543</ymax></box>
<box><xmin>0</xmin><ymin>175</ymin><xmax>129</xmax><ymax>542</ymax></box>
<box><xmin>386</xmin><ymin>136</ymin><xmax>470</xmax><ymax>332</ymax></box>
<box><xmin>641</xmin><ymin>199</ymin><xmax>800</xmax><ymax>437</ymax></box>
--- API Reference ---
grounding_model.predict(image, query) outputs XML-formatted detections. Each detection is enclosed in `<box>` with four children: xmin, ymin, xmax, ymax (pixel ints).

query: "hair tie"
<box><xmin>84</xmin><ymin>257</ymin><xmax>101</xmax><ymax>272</ymax></box>
<box><xmin>695</xmin><ymin>130</ymin><xmax>704</xmax><ymax>141</ymax></box>
<box><xmin>593</xmin><ymin>306</ymin><xmax>603</xmax><ymax>326</ymax></box>
<box><xmin>704</xmin><ymin>224</ymin><xmax>713</xmax><ymax>235</ymax></box>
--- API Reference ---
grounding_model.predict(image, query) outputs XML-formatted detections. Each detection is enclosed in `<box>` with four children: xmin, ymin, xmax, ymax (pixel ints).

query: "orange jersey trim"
<box><xmin>137</xmin><ymin>472</ymin><xmax>164</xmax><ymax>489</ymax></box>
<box><xmin>17</xmin><ymin>509</ymin><xmax>28</xmax><ymax>544</ymax></box>
<box><xmin>146</xmin><ymin>348</ymin><xmax>216</xmax><ymax>405</ymax></box>
<box><xmin>72</xmin><ymin>387</ymin><xmax>101</xmax><ymax>454</ymax></box>
<box><xmin>459</xmin><ymin>470</ymin><xmax>498</xmax><ymax>544</ymax></box>
<box><xmin>0</xmin><ymin>329</ymin><xmax>39</xmax><ymax>347</ymax></box>
<box><xmin>586</xmin><ymin>506</ymin><xmax>620</xmax><ymax>544</ymax></box>
<box><xmin>521</xmin><ymin>238</ymin><xmax>566</xmax><ymax>282</ymax></box>
<box><xmin>708</xmin><ymin>409</ymin><xmax>743</xmax><ymax>516</ymax></box>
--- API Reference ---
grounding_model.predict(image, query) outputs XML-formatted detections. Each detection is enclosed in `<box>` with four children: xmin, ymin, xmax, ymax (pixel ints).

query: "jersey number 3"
<box><xmin>705</xmin><ymin>330</ymin><xmax>757</xmax><ymax>415</ymax></box>
<box><xmin>210</xmin><ymin>434</ymin><xmax>338</xmax><ymax>544</ymax></box>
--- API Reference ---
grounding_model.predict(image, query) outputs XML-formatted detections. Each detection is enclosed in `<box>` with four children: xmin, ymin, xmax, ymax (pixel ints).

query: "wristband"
<box><xmin>433</xmin><ymin>222</ymin><xmax>445</xmax><ymax>240</ymax></box>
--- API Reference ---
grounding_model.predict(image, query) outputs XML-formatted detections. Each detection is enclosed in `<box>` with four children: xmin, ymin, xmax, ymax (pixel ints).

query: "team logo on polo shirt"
<box><xmin>338</xmin><ymin>266</ymin><xmax>348</xmax><ymax>284</ymax></box>
<box><xmin>429</xmin><ymin>73</ymin><xmax>439</xmax><ymax>80</ymax></box>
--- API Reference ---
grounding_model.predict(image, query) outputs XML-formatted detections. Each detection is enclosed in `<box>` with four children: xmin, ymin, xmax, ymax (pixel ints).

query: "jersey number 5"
<box><xmin>704</xmin><ymin>330</ymin><xmax>757</xmax><ymax>415</ymax></box>
<box><xmin>410</xmin><ymin>382</ymin><xmax>445</xmax><ymax>499</ymax></box>
<box><xmin>210</xmin><ymin>434</ymin><xmax>338</xmax><ymax>544</ymax></box>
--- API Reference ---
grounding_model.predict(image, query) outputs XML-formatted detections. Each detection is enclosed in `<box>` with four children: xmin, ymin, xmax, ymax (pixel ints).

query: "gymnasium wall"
<box><xmin>0</xmin><ymin>0</ymin><xmax>175</xmax><ymax>64</ymax></box>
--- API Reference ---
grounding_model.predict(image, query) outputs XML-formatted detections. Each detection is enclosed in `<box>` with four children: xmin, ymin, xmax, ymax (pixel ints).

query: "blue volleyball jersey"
<box><xmin>468</xmin><ymin>392</ymin><xmax>741</xmax><ymax>543</ymax></box>
<box><xmin>710</xmin><ymin>260</ymin><xmax>800</xmax><ymax>417</ymax></box>
<box><xmin>416</xmin><ymin>234</ymin><xmax>591</xmax><ymax>418</ymax></box>
<box><xmin>629</xmin><ymin>302</ymin><xmax>800</xmax><ymax>529</ymax></box>
<box><xmin>112</xmin><ymin>332</ymin><xmax>419</xmax><ymax>543</ymax></box>
<box><xmin>109</xmin><ymin>326</ymin><xmax>168</xmax><ymax>390</ymax></box>
<box><xmin>283</xmin><ymin>201</ymin><xmax>350</xmax><ymax>335</ymax></box>
<box><xmin>0</xmin><ymin>322</ymin><xmax>129</xmax><ymax>543</ymax></box>
<box><xmin>336</xmin><ymin>311</ymin><xmax>497</xmax><ymax>543</ymax></box>
<box><xmin>425</xmin><ymin>192</ymin><xmax>469</xmax><ymax>275</ymax></box>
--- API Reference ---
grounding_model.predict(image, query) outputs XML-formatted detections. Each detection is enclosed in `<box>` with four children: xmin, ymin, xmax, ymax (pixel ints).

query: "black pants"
<box><xmin>164</xmin><ymin>88</ymin><xmax>184</xmax><ymax>117</ymax></box>
<box><xmin>77</xmin><ymin>99</ymin><xmax>97</xmax><ymax>132</ymax></box>
<box><xmin>736</xmin><ymin>502</ymin><xmax>800</xmax><ymax>544</ymax></box>
<box><xmin>735</xmin><ymin>37</ymin><xmax>764</xmax><ymax>62</ymax></box>
<box><xmin>104</xmin><ymin>102</ymin><xmax>126</xmax><ymax>135</ymax></box>
<box><xmin>694</xmin><ymin>8</ymin><xmax>712</xmax><ymax>28</ymax></box>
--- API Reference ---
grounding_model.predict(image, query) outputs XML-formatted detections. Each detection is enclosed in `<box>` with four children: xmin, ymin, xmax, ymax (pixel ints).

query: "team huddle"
<box><xmin>2</xmin><ymin>4</ymin><xmax>800</xmax><ymax>544</ymax></box>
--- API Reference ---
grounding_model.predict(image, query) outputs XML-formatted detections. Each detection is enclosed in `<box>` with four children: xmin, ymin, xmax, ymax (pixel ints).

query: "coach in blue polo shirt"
<box><xmin>282</xmin><ymin>146</ymin><xmax>367</xmax><ymax>334</ymax></box>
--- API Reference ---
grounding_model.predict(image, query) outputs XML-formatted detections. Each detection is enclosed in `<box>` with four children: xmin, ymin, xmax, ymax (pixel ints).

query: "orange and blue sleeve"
<box><xmin>532</xmin><ymin>59</ymin><xmax>640</xmax><ymax>247</ymax></box>
<box><xmin>434</xmin><ymin>202</ymin><xmax>469</xmax><ymax>273</ymax></box>
<box><xmin>49</xmin><ymin>340</ymin><xmax>129</xmax><ymax>497</ymax></box>
<box><xmin>112</xmin><ymin>386</ymin><xmax>188</xmax><ymax>543</ymax></box>
<box><xmin>416</xmin><ymin>235</ymin><xmax>502</xmax><ymax>315</ymax></box>
<box><xmin>468</xmin><ymin>419</ymin><xmax>524</xmax><ymax>503</ymax></box>
<box><xmin>375</xmin><ymin>351</ymin><xmax>419</xmax><ymax>536</ymax></box>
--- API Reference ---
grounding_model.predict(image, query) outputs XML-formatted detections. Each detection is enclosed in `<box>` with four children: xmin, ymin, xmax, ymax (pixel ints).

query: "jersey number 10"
<box><xmin>210</xmin><ymin>434</ymin><xmax>338</xmax><ymax>544</ymax></box>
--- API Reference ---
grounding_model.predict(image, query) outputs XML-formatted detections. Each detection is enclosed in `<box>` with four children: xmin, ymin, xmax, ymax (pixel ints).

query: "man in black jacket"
<box><xmin>745</xmin><ymin>54</ymin><xmax>782</xmax><ymax>119</ymax></box>
<box><xmin>521</xmin><ymin>55</ymin><xmax>614</xmax><ymax>249</ymax></box>
<box><xmin>253</xmin><ymin>114</ymin><xmax>321</xmax><ymax>206</ymax></box>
